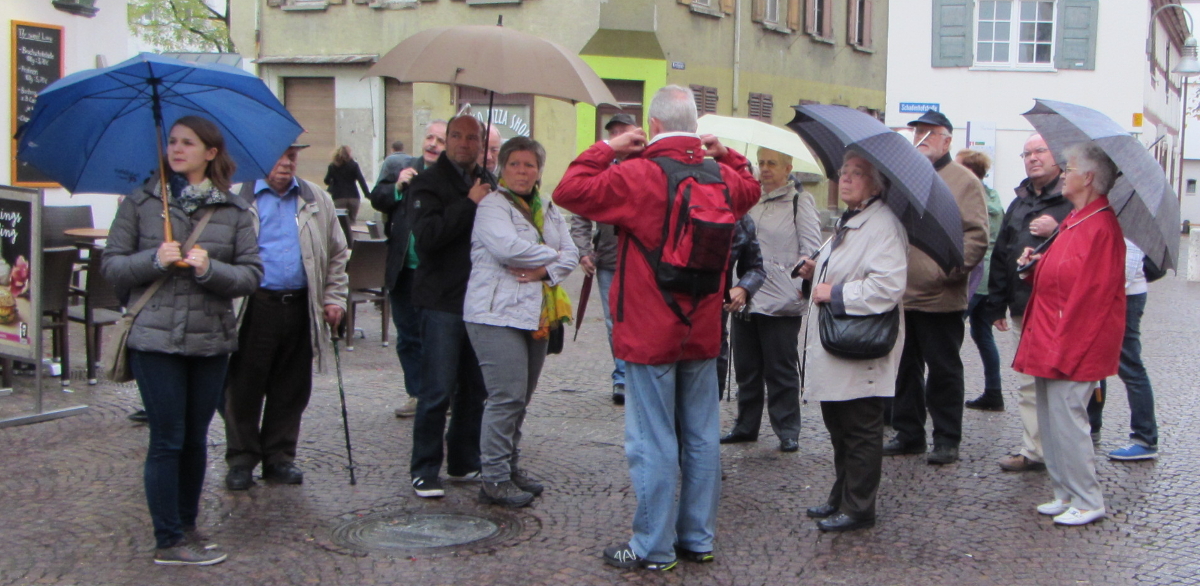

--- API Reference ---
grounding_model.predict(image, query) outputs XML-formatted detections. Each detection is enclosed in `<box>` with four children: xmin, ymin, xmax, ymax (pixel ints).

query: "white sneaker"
<box><xmin>1053</xmin><ymin>507</ymin><xmax>1106</xmax><ymax>526</ymax></box>
<box><xmin>1037</xmin><ymin>499</ymin><xmax>1070</xmax><ymax>516</ymax></box>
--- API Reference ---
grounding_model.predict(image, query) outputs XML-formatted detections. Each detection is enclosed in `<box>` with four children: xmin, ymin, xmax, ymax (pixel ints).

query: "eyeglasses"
<box><xmin>837</xmin><ymin>168</ymin><xmax>867</xmax><ymax>181</ymax></box>
<box><xmin>1062</xmin><ymin>166</ymin><xmax>1077</xmax><ymax>175</ymax></box>
<box><xmin>1019</xmin><ymin>147</ymin><xmax>1050</xmax><ymax>159</ymax></box>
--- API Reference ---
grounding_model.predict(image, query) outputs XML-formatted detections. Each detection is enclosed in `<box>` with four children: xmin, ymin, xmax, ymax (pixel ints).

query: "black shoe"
<box><xmin>805</xmin><ymin>503</ymin><xmax>837</xmax><ymax>518</ymax></box>
<box><xmin>263</xmin><ymin>462</ymin><xmax>304</xmax><ymax>484</ymax></box>
<box><xmin>602</xmin><ymin>543</ymin><xmax>677</xmax><ymax>571</ymax></box>
<box><xmin>817</xmin><ymin>512</ymin><xmax>875</xmax><ymax>532</ymax></box>
<box><xmin>965</xmin><ymin>392</ymin><xmax>1005</xmax><ymax>411</ymax></box>
<box><xmin>719</xmin><ymin>432</ymin><xmax>757</xmax><ymax>444</ymax></box>
<box><xmin>612</xmin><ymin>384</ymin><xmax>625</xmax><ymax>405</ymax></box>
<box><xmin>780</xmin><ymin>438</ymin><xmax>799</xmax><ymax>452</ymax></box>
<box><xmin>478</xmin><ymin>480</ymin><xmax>534</xmax><ymax>508</ymax></box>
<box><xmin>224</xmin><ymin>466</ymin><xmax>254</xmax><ymax>491</ymax></box>
<box><xmin>927</xmin><ymin>445</ymin><xmax>959</xmax><ymax>465</ymax></box>
<box><xmin>882</xmin><ymin>437</ymin><xmax>926</xmax><ymax>456</ymax></box>
<box><xmin>127</xmin><ymin>410</ymin><xmax>149</xmax><ymax>423</ymax></box>
<box><xmin>412</xmin><ymin>476</ymin><xmax>444</xmax><ymax>498</ymax></box>
<box><xmin>674</xmin><ymin>544</ymin><xmax>715</xmax><ymax>563</ymax></box>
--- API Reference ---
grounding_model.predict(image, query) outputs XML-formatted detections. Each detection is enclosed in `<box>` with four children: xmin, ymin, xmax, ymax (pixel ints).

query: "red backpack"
<box><xmin>618</xmin><ymin>157</ymin><xmax>737</xmax><ymax>326</ymax></box>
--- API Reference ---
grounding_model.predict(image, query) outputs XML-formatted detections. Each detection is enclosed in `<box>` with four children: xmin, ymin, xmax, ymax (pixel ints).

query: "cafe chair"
<box><xmin>42</xmin><ymin>247</ymin><xmax>80</xmax><ymax>386</ymax></box>
<box><xmin>43</xmin><ymin>205</ymin><xmax>94</xmax><ymax>249</ymax></box>
<box><xmin>67</xmin><ymin>245</ymin><xmax>124</xmax><ymax>385</ymax></box>
<box><xmin>342</xmin><ymin>238</ymin><xmax>389</xmax><ymax>351</ymax></box>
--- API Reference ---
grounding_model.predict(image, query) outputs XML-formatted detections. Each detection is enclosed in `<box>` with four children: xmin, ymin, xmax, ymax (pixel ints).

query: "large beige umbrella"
<box><xmin>365</xmin><ymin>22</ymin><xmax>617</xmax><ymax>107</ymax></box>
<box><xmin>697</xmin><ymin>114</ymin><xmax>824</xmax><ymax>177</ymax></box>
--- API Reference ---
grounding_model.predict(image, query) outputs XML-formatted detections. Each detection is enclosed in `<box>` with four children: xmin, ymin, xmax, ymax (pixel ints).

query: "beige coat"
<box><xmin>804</xmin><ymin>202</ymin><xmax>908</xmax><ymax>402</ymax></box>
<box><xmin>237</xmin><ymin>179</ymin><xmax>350</xmax><ymax>373</ymax></box>
<box><xmin>903</xmin><ymin>159</ymin><xmax>989</xmax><ymax>312</ymax></box>
<box><xmin>746</xmin><ymin>184</ymin><xmax>823</xmax><ymax>317</ymax></box>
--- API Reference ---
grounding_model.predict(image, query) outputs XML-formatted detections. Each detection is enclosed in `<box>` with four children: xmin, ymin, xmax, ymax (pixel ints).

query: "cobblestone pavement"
<box><xmin>3</xmin><ymin>255</ymin><xmax>1200</xmax><ymax>586</ymax></box>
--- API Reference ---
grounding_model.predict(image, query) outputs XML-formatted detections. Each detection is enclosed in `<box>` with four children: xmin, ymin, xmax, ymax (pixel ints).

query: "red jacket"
<box><xmin>1013</xmin><ymin>197</ymin><xmax>1125</xmax><ymax>382</ymax></box>
<box><xmin>553</xmin><ymin>136</ymin><xmax>760</xmax><ymax>365</ymax></box>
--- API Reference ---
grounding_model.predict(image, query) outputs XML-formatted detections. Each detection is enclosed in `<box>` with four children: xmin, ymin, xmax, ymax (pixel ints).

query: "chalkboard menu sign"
<box><xmin>10</xmin><ymin>22</ymin><xmax>63</xmax><ymax>187</ymax></box>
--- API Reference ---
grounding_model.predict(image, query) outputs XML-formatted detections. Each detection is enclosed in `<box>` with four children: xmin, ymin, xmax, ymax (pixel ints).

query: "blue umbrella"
<box><xmin>787</xmin><ymin>104</ymin><xmax>964</xmax><ymax>272</ymax></box>
<box><xmin>15</xmin><ymin>52</ymin><xmax>302</xmax><ymax>195</ymax></box>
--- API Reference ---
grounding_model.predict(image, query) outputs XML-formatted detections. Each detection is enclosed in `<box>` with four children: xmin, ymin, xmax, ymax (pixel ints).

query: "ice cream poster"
<box><xmin>0</xmin><ymin>195</ymin><xmax>34</xmax><ymax>350</ymax></box>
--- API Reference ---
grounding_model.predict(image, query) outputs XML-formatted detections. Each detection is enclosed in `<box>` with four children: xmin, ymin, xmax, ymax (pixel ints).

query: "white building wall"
<box><xmin>3</xmin><ymin>0</ymin><xmax>134</xmax><ymax>229</ymax></box>
<box><xmin>886</xmin><ymin>1</ymin><xmax>1159</xmax><ymax>207</ymax></box>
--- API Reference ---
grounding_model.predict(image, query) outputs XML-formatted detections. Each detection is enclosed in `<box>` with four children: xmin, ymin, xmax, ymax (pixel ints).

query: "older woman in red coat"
<box><xmin>1012</xmin><ymin>141</ymin><xmax>1125</xmax><ymax>526</ymax></box>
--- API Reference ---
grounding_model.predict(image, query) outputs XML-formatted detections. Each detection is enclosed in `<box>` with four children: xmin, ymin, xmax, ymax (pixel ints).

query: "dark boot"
<box><xmin>965</xmin><ymin>390</ymin><xmax>1004</xmax><ymax>411</ymax></box>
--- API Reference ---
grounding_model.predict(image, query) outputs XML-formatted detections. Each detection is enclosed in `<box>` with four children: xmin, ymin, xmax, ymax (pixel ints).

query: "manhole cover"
<box><xmin>331</xmin><ymin>510</ymin><xmax>528</xmax><ymax>555</ymax></box>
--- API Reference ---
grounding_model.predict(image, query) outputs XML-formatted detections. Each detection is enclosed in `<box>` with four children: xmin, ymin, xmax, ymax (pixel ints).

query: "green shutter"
<box><xmin>1055</xmin><ymin>0</ymin><xmax>1098</xmax><ymax>70</ymax></box>
<box><xmin>931</xmin><ymin>0</ymin><xmax>974</xmax><ymax>67</ymax></box>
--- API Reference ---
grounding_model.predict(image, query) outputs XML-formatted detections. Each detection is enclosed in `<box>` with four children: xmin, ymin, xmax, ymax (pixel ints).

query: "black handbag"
<box><xmin>814</xmin><ymin>252</ymin><xmax>900</xmax><ymax>360</ymax></box>
<box><xmin>817</xmin><ymin>304</ymin><xmax>900</xmax><ymax>360</ymax></box>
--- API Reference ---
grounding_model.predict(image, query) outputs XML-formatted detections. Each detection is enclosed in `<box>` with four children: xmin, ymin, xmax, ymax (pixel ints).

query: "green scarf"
<box><xmin>499</xmin><ymin>179</ymin><xmax>573</xmax><ymax>339</ymax></box>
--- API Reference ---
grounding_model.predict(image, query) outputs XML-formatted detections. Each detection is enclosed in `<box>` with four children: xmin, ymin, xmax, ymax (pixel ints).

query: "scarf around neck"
<box><xmin>168</xmin><ymin>173</ymin><xmax>227</xmax><ymax>214</ymax></box>
<box><xmin>499</xmin><ymin>179</ymin><xmax>572</xmax><ymax>339</ymax></box>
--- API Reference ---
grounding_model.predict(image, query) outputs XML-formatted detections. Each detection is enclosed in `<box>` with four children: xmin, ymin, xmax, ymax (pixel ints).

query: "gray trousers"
<box><xmin>465</xmin><ymin>322</ymin><xmax>549</xmax><ymax>483</ymax></box>
<box><xmin>1035</xmin><ymin>377</ymin><xmax>1105</xmax><ymax>511</ymax></box>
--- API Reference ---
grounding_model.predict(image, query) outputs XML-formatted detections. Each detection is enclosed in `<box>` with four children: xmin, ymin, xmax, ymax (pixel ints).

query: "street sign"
<box><xmin>899</xmin><ymin>102</ymin><xmax>940</xmax><ymax>113</ymax></box>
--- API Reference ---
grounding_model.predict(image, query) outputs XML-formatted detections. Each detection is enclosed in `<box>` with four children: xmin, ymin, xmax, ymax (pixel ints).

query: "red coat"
<box><xmin>553</xmin><ymin>136</ymin><xmax>760</xmax><ymax>365</ymax></box>
<box><xmin>1012</xmin><ymin>197</ymin><xmax>1125</xmax><ymax>382</ymax></box>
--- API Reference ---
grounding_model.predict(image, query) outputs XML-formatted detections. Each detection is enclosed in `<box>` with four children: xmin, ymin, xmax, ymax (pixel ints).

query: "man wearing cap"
<box><xmin>885</xmin><ymin>111</ymin><xmax>989</xmax><ymax>465</ymax></box>
<box><xmin>569</xmin><ymin>113</ymin><xmax>638</xmax><ymax>404</ymax></box>
<box><xmin>223</xmin><ymin>143</ymin><xmax>350</xmax><ymax>490</ymax></box>
<box><xmin>368</xmin><ymin>120</ymin><xmax>447</xmax><ymax>419</ymax></box>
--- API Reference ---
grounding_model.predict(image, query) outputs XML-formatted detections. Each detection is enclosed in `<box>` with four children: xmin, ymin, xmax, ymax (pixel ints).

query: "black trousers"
<box><xmin>224</xmin><ymin>290</ymin><xmax>313</xmax><ymax>468</ymax></box>
<box><xmin>728</xmin><ymin>313</ymin><xmax>802</xmax><ymax>441</ymax></box>
<box><xmin>892</xmin><ymin>310</ymin><xmax>966</xmax><ymax>448</ymax></box>
<box><xmin>821</xmin><ymin>397</ymin><xmax>884</xmax><ymax>519</ymax></box>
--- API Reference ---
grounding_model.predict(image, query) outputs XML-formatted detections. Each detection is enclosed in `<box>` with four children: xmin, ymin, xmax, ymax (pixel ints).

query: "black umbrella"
<box><xmin>1023</xmin><ymin>99</ymin><xmax>1181</xmax><ymax>272</ymax></box>
<box><xmin>787</xmin><ymin>105</ymin><xmax>965</xmax><ymax>272</ymax></box>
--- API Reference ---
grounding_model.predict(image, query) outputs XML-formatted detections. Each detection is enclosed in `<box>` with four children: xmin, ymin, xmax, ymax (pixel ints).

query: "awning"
<box><xmin>255</xmin><ymin>54</ymin><xmax>378</xmax><ymax>65</ymax></box>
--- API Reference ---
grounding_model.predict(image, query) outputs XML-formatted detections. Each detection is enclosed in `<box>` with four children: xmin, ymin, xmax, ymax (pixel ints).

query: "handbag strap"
<box><xmin>126</xmin><ymin>207</ymin><xmax>217</xmax><ymax>318</ymax></box>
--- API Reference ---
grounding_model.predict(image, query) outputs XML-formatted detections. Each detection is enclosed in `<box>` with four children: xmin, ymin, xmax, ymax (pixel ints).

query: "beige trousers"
<box><xmin>1012</xmin><ymin>316</ymin><xmax>1042</xmax><ymax>462</ymax></box>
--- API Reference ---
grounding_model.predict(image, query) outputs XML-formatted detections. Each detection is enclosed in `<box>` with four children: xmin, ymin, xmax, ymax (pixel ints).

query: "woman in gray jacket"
<box><xmin>464</xmin><ymin>137</ymin><xmax>578</xmax><ymax>508</ymax></box>
<box><xmin>102</xmin><ymin>116</ymin><xmax>262</xmax><ymax>566</ymax></box>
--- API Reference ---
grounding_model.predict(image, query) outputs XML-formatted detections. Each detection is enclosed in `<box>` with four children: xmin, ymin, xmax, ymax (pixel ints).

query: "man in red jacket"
<box><xmin>554</xmin><ymin>85</ymin><xmax>759</xmax><ymax>570</ymax></box>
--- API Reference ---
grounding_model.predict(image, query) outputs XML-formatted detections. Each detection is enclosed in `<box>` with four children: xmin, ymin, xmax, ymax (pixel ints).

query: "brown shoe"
<box><xmin>394</xmin><ymin>397</ymin><xmax>418</xmax><ymax>418</ymax></box>
<box><xmin>998</xmin><ymin>454</ymin><xmax>1046</xmax><ymax>472</ymax></box>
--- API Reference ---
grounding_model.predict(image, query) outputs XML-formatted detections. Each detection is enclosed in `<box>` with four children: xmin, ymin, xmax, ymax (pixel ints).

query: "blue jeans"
<box><xmin>966</xmin><ymin>293</ymin><xmax>1002</xmax><ymax>392</ymax></box>
<box><xmin>389</xmin><ymin>268</ymin><xmax>422</xmax><ymax>399</ymax></box>
<box><xmin>130</xmin><ymin>350</ymin><xmax>229</xmax><ymax>549</ymax></box>
<box><xmin>410</xmin><ymin>309</ymin><xmax>487</xmax><ymax>479</ymax></box>
<box><xmin>596</xmin><ymin>268</ymin><xmax>626</xmax><ymax>386</ymax></box>
<box><xmin>1089</xmin><ymin>293</ymin><xmax>1158</xmax><ymax>447</ymax></box>
<box><xmin>624</xmin><ymin>359</ymin><xmax>721</xmax><ymax>562</ymax></box>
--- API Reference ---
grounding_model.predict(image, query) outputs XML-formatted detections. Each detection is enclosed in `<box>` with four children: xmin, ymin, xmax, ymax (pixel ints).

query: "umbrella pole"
<box><xmin>154</xmin><ymin>118</ymin><xmax>173</xmax><ymax>244</ymax></box>
<box><xmin>484</xmin><ymin>90</ymin><xmax>495</xmax><ymax>174</ymax></box>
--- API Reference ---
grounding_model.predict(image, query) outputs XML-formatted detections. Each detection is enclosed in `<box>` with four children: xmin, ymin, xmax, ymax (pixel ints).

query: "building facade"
<box><xmin>229</xmin><ymin>0</ymin><xmax>889</xmax><ymax>206</ymax></box>
<box><xmin>886</xmin><ymin>0</ymin><xmax>1191</xmax><ymax>206</ymax></box>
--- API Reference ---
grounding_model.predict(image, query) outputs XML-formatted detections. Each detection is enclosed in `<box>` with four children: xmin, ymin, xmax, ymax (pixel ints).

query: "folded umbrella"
<box><xmin>1022</xmin><ymin>98</ymin><xmax>1181</xmax><ymax>272</ymax></box>
<box><xmin>787</xmin><ymin>104</ymin><xmax>964</xmax><ymax>272</ymax></box>
<box><xmin>573</xmin><ymin>273</ymin><xmax>593</xmax><ymax>342</ymax></box>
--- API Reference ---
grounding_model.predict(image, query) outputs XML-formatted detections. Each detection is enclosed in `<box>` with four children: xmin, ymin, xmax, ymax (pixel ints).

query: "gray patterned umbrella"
<box><xmin>787</xmin><ymin>104</ymin><xmax>965</xmax><ymax>272</ymax></box>
<box><xmin>1023</xmin><ymin>99</ymin><xmax>1181</xmax><ymax>272</ymax></box>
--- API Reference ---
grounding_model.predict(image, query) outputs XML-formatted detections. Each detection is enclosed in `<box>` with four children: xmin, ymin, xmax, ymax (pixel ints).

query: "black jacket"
<box><xmin>408</xmin><ymin>152</ymin><xmax>497</xmax><ymax>314</ymax></box>
<box><xmin>983</xmin><ymin>174</ymin><xmax>1073</xmax><ymax>323</ymax></box>
<box><xmin>324</xmin><ymin>160</ymin><xmax>369</xmax><ymax>201</ymax></box>
<box><xmin>368</xmin><ymin>157</ymin><xmax>430</xmax><ymax>290</ymax></box>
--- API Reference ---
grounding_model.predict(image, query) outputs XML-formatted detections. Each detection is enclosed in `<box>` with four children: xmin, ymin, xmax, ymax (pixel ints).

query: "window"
<box><xmin>806</xmin><ymin>0</ymin><xmax>834</xmax><ymax>41</ymax></box>
<box><xmin>691</xmin><ymin>85</ymin><xmax>718</xmax><ymax>116</ymax></box>
<box><xmin>848</xmin><ymin>0</ymin><xmax>875</xmax><ymax>49</ymax></box>
<box><xmin>748</xmin><ymin>93</ymin><xmax>774</xmax><ymax>122</ymax></box>
<box><xmin>976</xmin><ymin>1</ymin><xmax>1055</xmax><ymax>66</ymax></box>
<box><xmin>1188</xmin><ymin>179</ymin><xmax>1196</xmax><ymax>195</ymax></box>
<box><xmin>764</xmin><ymin>0</ymin><xmax>780</xmax><ymax>23</ymax></box>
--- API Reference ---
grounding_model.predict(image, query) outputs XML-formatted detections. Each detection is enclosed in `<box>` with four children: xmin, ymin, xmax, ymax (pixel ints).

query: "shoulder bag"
<box><xmin>814</xmin><ymin>230</ymin><xmax>900</xmax><ymax>360</ymax></box>
<box><xmin>103</xmin><ymin>208</ymin><xmax>216</xmax><ymax>382</ymax></box>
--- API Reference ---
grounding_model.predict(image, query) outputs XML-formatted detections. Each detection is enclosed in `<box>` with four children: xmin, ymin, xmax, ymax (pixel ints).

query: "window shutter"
<box><xmin>862</xmin><ymin>0</ymin><xmax>874</xmax><ymax>48</ymax></box>
<box><xmin>847</xmin><ymin>0</ymin><xmax>859</xmax><ymax>45</ymax></box>
<box><xmin>821</xmin><ymin>0</ymin><xmax>833</xmax><ymax>39</ymax></box>
<box><xmin>691</xmin><ymin>85</ymin><xmax>718</xmax><ymax>115</ymax></box>
<box><xmin>721</xmin><ymin>0</ymin><xmax>735</xmax><ymax>14</ymax></box>
<box><xmin>787</xmin><ymin>0</ymin><xmax>801</xmax><ymax>31</ymax></box>
<box><xmin>1055</xmin><ymin>0</ymin><xmax>1098</xmax><ymax>70</ymax></box>
<box><xmin>752</xmin><ymin>0</ymin><xmax>765</xmax><ymax>23</ymax></box>
<box><xmin>931</xmin><ymin>0</ymin><xmax>973</xmax><ymax>67</ymax></box>
<box><xmin>805</xmin><ymin>0</ymin><xmax>818</xmax><ymax>35</ymax></box>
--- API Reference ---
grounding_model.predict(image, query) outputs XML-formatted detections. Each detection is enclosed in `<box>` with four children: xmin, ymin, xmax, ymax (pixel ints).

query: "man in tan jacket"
<box><xmin>884</xmin><ymin>111</ymin><xmax>989</xmax><ymax>465</ymax></box>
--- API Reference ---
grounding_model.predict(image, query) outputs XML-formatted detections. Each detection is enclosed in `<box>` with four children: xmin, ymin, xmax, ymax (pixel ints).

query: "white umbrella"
<box><xmin>697</xmin><ymin>114</ymin><xmax>824</xmax><ymax>177</ymax></box>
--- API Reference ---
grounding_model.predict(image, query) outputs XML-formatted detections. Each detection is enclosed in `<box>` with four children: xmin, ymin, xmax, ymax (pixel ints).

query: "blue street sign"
<box><xmin>899</xmin><ymin>102</ymin><xmax>940</xmax><ymax>113</ymax></box>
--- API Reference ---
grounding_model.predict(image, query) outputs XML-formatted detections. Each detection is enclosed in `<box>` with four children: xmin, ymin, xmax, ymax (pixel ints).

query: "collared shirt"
<box><xmin>648</xmin><ymin>131</ymin><xmax>700</xmax><ymax>145</ymax></box>
<box><xmin>254</xmin><ymin>178</ymin><xmax>308</xmax><ymax>290</ymax></box>
<box><xmin>447</xmin><ymin>158</ymin><xmax>476</xmax><ymax>186</ymax></box>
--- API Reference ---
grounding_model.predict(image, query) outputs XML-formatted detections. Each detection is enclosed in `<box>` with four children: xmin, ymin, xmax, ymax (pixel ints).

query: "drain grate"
<box><xmin>331</xmin><ymin>510</ymin><xmax>529</xmax><ymax>555</ymax></box>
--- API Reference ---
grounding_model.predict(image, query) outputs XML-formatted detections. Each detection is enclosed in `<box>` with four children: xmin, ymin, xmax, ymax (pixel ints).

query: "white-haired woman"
<box><xmin>796</xmin><ymin>150</ymin><xmax>907</xmax><ymax>532</ymax></box>
<box><xmin>464</xmin><ymin>136</ymin><xmax>578</xmax><ymax>508</ymax></box>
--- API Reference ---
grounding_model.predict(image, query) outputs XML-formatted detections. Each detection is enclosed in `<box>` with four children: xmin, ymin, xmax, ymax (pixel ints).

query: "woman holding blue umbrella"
<box><xmin>102</xmin><ymin>115</ymin><xmax>262</xmax><ymax>566</ymax></box>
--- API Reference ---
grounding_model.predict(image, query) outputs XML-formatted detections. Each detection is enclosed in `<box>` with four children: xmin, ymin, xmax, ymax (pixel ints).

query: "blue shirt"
<box><xmin>254</xmin><ymin>179</ymin><xmax>308</xmax><ymax>290</ymax></box>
